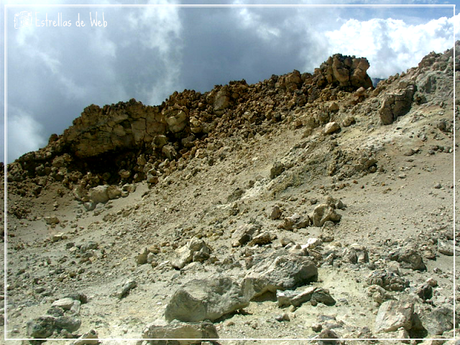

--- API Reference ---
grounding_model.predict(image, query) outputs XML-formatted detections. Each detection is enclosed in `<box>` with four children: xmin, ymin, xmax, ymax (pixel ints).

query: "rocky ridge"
<box><xmin>1</xmin><ymin>43</ymin><xmax>459</xmax><ymax>344</ymax></box>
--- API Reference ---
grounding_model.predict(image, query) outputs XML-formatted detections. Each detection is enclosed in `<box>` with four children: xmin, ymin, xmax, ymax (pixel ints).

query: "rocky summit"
<box><xmin>1</xmin><ymin>43</ymin><xmax>459</xmax><ymax>345</ymax></box>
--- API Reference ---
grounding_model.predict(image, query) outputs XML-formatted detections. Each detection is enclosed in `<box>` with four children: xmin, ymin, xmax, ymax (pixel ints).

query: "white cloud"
<box><xmin>6</xmin><ymin>108</ymin><xmax>47</xmax><ymax>163</ymax></box>
<box><xmin>237</xmin><ymin>7</ymin><xmax>281</xmax><ymax>41</ymax></box>
<box><xmin>323</xmin><ymin>14</ymin><xmax>458</xmax><ymax>77</ymax></box>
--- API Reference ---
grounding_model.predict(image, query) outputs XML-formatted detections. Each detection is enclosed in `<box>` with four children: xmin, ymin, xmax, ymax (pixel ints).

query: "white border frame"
<box><xmin>2</xmin><ymin>2</ymin><xmax>457</xmax><ymax>343</ymax></box>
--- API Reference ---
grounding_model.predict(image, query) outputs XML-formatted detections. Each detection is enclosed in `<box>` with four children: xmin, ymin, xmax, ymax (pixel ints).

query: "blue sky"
<box><xmin>1</xmin><ymin>0</ymin><xmax>458</xmax><ymax>163</ymax></box>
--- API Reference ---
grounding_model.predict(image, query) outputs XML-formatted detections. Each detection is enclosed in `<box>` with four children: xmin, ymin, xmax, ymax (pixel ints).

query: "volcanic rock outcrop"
<box><xmin>6</xmin><ymin>53</ymin><xmax>376</xmax><ymax>198</ymax></box>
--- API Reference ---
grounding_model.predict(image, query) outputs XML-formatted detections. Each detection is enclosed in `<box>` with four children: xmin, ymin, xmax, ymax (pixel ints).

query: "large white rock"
<box><xmin>165</xmin><ymin>277</ymin><xmax>249</xmax><ymax>322</ymax></box>
<box><xmin>375</xmin><ymin>299</ymin><xmax>414</xmax><ymax>333</ymax></box>
<box><xmin>243</xmin><ymin>254</ymin><xmax>318</xmax><ymax>299</ymax></box>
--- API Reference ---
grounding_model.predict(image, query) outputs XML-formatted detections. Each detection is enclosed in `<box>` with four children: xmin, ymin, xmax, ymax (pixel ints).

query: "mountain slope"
<box><xmin>1</xmin><ymin>43</ymin><xmax>458</xmax><ymax>344</ymax></box>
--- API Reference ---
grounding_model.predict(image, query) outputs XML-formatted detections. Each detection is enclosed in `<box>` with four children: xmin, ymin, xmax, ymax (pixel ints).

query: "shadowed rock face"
<box><xmin>6</xmin><ymin>53</ymin><xmax>375</xmax><ymax>190</ymax></box>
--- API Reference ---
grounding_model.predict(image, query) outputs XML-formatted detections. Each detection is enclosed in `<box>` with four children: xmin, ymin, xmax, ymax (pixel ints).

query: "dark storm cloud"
<box><xmin>2</xmin><ymin>1</ymin><xmax>458</xmax><ymax>163</ymax></box>
<box><xmin>178</xmin><ymin>6</ymin><xmax>341</xmax><ymax>92</ymax></box>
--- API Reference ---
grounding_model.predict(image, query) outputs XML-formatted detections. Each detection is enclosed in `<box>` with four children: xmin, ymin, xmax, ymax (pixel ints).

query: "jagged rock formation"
<box><xmin>5</xmin><ymin>53</ymin><xmax>376</xmax><ymax>197</ymax></box>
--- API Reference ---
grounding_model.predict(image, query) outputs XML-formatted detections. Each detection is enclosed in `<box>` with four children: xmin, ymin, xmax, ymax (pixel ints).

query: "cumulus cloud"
<box><xmin>323</xmin><ymin>14</ymin><xmax>458</xmax><ymax>78</ymax></box>
<box><xmin>6</xmin><ymin>108</ymin><xmax>47</xmax><ymax>162</ymax></box>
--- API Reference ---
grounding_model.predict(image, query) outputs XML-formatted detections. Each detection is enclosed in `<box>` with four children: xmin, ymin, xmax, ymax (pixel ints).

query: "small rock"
<box><xmin>52</xmin><ymin>298</ymin><xmax>75</xmax><ymax>310</ymax></box>
<box><xmin>324</xmin><ymin>122</ymin><xmax>341</xmax><ymax>135</ymax></box>
<box><xmin>275</xmin><ymin>313</ymin><xmax>290</xmax><ymax>322</ymax></box>
<box><xmin>44</xmin><ymin>216</ymin><xmax>60</xmax><ymax>225</ymax></box>
<box><xmin>88</xmin><ymin>185</ymin><xmax>109</xmax><ymax>204</ymax></box>
<box><xmin>269</xmin><ymin>205</ymin><xmax>282</xmax><ymax>220</ymax></box>
<box><xmin>416</xmin><ymin>283</ymin><xmax>433</xmax><ymax>301</ymax></box>
<box><xmin>388</xmin><ymin>245</ymin><xmax>426</xmax><ymax>271</ymax></box>
<box><xmin>270</xmin><ymin>161</ymin><xmax>285</xmax><ymax>179</ymax></box>
<box><xmin>117</xmin><ymin>280</ymin><xmax>137</xmax><ymax>299</ymax></box>
<box><xmin>172</xmin><ymin>238</ymin><xmax>212</xmax><ymax>269</ymax></box>
<box><xmin>310</xmin><ymin>287</ymin><xmax>336</xmax><ymax>306</ymax></box>
<box><xmin>55</xmin><ymin>315</ymin><xmax>82</xmax><ymax>333</ymax></box>
<box><xmin>317</xmin><ymin>328</ymin><xmax>340</xmax><ymax>345</ymax></box>
<box><xmin>366</xmin><ymin>270</ymin><xmax>409</xmax><ymax>291</ymax></box>
<box><xmin>310</xmin><ymin>203</ymin><xmax>341</xmax><ymax>227</ymax></box>
<box><xmin>312</xmin><ymin>323</ymin><xmax>323</xmax><ymax>332</ymax></box>
<box><xmin>438</xmin><ymin>239</ymin><xmax>454</xmax><ymax>256</ymax></box>
<box><xmin>367</xmin><ymin>285</ymin><xmax>394</xmax><ymax>305</ymax></box>
<box><xmin>52</xmin><ymin>233</ymin><xmax>67</xmax><ymax>242</ymax></box>
<box><xmin>328</xmin><ymin>102</ymin><xmax>340</xmax><ymax>112</ymax></box>
<box><xmin>27</xmin><ymin>316</ymin><xmax>56</xmax><ymax>338</ymax></box>
<box><xmin>143</xmin><ymin>320</ymin><xmax>218</xmax><ymax>344</ymax></box>
<box><xmin>248</xmin><ymin>232</ymin><xmax>275</xmax><ymax>246</ymax></box>
<box><xmin>343</xmin><ymin>244</ymin><xmax>369</xmax><ymax>264</ymax></box>
<box><xmin>342</xmin><ymin>116</ymin><xmax>356</xmax><ymax>127</ymax></box>
<box><xmin>72</xmin><ymin>329</ymin><xmax>100</xmax><ymax>345</ymax></box>
<box><xmin>136</xmin><ymin>248</ymin><xmax>149</xmax><ymax>265</ymax></box>
<box><xmin>231</xmin><ymin>223</ymin><xmax>260</xmax><ymax>247</ymax></box>
<box><xmin>119</xmin><ymin>169</ymin><xmax>131</xmax><ymax>179</ymax></box>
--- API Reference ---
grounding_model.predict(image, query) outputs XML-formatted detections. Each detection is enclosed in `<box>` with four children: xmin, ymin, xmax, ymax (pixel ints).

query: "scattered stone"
<box><xmin>275</xmin><ymin>313</ymin><xmax>290</xmax><ymax>322</ymax></box>
<box><xmin>65</xmin><ymin>293</ymin><xmax>88</xmax><ymax>304</ymax></box>
<box><xmin>416</xmin><ymin>283</ymin><xmax>433</xmax><ymax>301</ymax></box>
<box><xmin>136</xmin><ymin>248</ymin><xmax>149</xmax><ymax>265</ymax></box>
<box><xmin>317</xmin><ymin>328</ymin><xmax>340</xmax><ymax>345</ymax></box>
<box><xmin>52</xmin><ymin>298</ymin><xmax>75</xmax><ymax>310</ymax></box>
<box><xmin>312</xmin><ymin>323</ymin><xmax>323</xmax><ymax>332</ymax></box>
<box><xmin>269</xmin><ymin>205</ymin><xmax>282</xmax><ymax>220</ymax></box>
<box><xmin>165</xmin><ymin>277</ymin><xmax>249</xmax><ymax>322</ymax></box>
<box><xmin>343</xmin><ymin>244</ymin><xmax>369</xmax><ymax>264</ymax></box>
<box><xmin>367</xmin><ymin>285</ymin><xmax>394</xmax><ymax>305</ymax></box>
<box><xmin>231</xmin><ymin>223</ymin><xmax>260</xmax><ymax>247</ymax></box>
<box><xmin>44</xmin><ymin>216</ymin><xmax>60</xmax><ymax>225</ymax></box>
<box><xmin>118</xmin><ymin>169</ymin><xmax>130</xmax><ymax>180</ymax></box>
<box><xmin>248</xmin><ymin>232</ymin><xmax>275</xmax><ymax>246</ymax></box>
<box><xmin>328</xmin><ymin>102</ymin><xmax>340</xmax><ymax>112</ymax></box>
<box><xmin>438</xmin><ymin>239</ymin><xmax>454</xmax><ymax>256</ymax></box>
<box><xmin>366</xmin><ymin>270</ymin><xmax>410</xmax><ymax>291</ymax></box>
<box><xmin>375</xmin><ymin>299</ymin><xmax>414</xmax><ymax>333</ymax></box>
<box><xmin>51</xmin><ymin>233</ymin><xmax>67</xmax><ymax>242</ymax></box>
<box><xmin>388</xmin><ymin>245</ymin><xmax>427</xmax><ymax>271</ymax></box>
<box><xmin>280</xmin><ymin>213</ymin><xmax>311</xmax><ymax>230</ymax></box>
<box><xmin>27</xmin><ymin>316</ymin><xmax>56</xmax><ymax>338</ymax></box>
<box><xmin>88</xmin><ymin>185</ymin><xmax>110</xmax><ymax>204</ymax></box>
<box><xmin>227</xmin><ymin>187</ymin><xmax>245</xmax><ymax>202</ymax></box>
<box><xmin>310</xmin><ymin>288</ymin><xmax>336</xmax><ymax>306</ymax></box>
<box><xmin>342</xmin><ymin>116</ymin><xmax>356</xmax><ymax>127</ymax></box>
<box><xmin>55</xmin><ymin>315</ymin><xmax>82</xmax><ymax>333</ymax></box>
<box><xmin>117</xmin><ymin>279</ymin><xmax>137</xmax><ymax>299</ymax></box>
<box><xmin>277</xmin><ymin>286</ymin><xmax>335</xmax><ymax>308</ymax></box>
<box><xmin>324</xmin><ymin>122</ymin><xmax>341</xmax><ymax>135</ymax></box>
<box><xmin>310</xmin><ymin>203</ymin><xmax>341</xmax><ymax>227</ymax></box>
<box><xmin>270</xmin><ymin>161</ymin><xmax>286</xmax><ymax>179</ymax></box>
<box><xmin>421</xmin><ymin>307</ymin><xmax>453</xmax><ymax>335</ymax></box>
<box><xmin>72</xmin><ymin>330</ymin><xmax>100</xmax><ymax>345</ymax></box>
<box><xmin>143</xmin><ymin>320</ymin><xmax>218</xmax><ymax>345</ymax></box>
<box><xmin>106</xmin><ymin>185</ymin><xmax>122</xmax><ymax>199</ymax></box>
<box><xmin>171</xmin><ymin>238</ymin><xmax>212</xmax><ymax>269</ymax></box>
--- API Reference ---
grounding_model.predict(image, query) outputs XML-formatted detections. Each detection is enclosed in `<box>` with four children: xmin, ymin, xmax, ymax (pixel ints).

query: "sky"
<box><xmin>1</xmin><ymin>0</ymin><xmax>459</xmax><ymax>164</ymax></box>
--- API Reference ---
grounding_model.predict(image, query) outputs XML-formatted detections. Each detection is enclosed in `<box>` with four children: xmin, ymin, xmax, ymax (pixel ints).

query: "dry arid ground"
<box><xmin>1</xmin><ymin>44</ymin><xmax>459</xmax><ymax>345</ymax></box>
